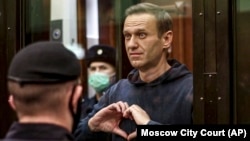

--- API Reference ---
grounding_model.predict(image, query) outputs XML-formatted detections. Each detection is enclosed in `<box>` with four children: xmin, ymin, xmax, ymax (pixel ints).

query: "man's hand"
<box><xmin>88</xmin><ymin>101</ymin><xmax>129</xmax><ymax>139</ymax></box>
<box><xmin>88</xmin><ymin>103</ymin><xmax>151</xmax><ymax>140</ymax></box>
<box><xmin>123</xmin><ymin>104</ymin><xmax>151</xmax><ymax>141</ymax></box>
<box><xmin>123</xmin><ymin>104</ymin><xmax>150</xmax><ymax>125</ymax></box>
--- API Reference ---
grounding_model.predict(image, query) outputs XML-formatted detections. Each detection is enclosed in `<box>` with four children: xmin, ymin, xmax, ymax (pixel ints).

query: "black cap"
<box><xmin>85</xmin><ymin>44</ymin><xmax>116</xmax><ymax>67</ymax></box>
<box><xmin>8</xmin><ymin>41</ymin><xmax>81</xmax><ymax>84</ymax></box>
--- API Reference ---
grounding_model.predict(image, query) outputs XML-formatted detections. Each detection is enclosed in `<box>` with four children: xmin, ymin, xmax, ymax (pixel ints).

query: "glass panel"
<box><xmin>24</xmin><ymin>0</ymin><xmax>88</xmax><ymax>96</ymax></box>
<box><xmin>24</xmin><ymin>0</ymin><xmax>50</xmax><ymax>44</ymax></box>
<box><xmin>22</xmin><ymin>0</ymin><xmax>193</xmax><ymax>98</ymax></box>
<box><xmin>24</xmin><ymin>0</ymin><xmax>84</xmax><ymax>59</ymax></box>
<box><xmin>141</xmin><ymin>0</ymin><xmax>193</xmax><ymax>72</ymax></box>
<box><xmin>235</xmin><ymin>0</ymin><xmax>250</xmax><ymax>123</ymax></box>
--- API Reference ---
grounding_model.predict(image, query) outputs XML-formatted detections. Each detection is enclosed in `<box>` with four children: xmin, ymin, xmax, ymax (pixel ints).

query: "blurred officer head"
<box><xmin>7</xmin><ymin>41</ymin><xmax>83</xmax><ymax>132</ymax></box>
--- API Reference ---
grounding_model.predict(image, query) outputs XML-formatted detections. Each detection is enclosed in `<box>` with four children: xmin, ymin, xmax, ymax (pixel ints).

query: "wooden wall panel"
<box><xmin>193</xmin><ymin>0</ymin><xmax>231</xmax><ymax>124</ymax></box>
<box><xmin>0</xmin><ymin>0</ymin><xmax>18</xmax><ymax>138</ymax></box>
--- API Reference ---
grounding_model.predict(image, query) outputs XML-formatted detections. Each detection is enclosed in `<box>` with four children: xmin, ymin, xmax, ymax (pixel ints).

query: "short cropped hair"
<box><xmin>8</xmin><ymin>81</ymin><xmax>76</xmax><ymax>115</ymax></box>
<box><xmin>125</xmin><ymin>2</ymin><xmax>173</xmax><ymax>38</ymax></box>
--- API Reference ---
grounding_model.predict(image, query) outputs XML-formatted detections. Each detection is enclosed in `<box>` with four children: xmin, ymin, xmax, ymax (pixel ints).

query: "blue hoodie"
<box><xmin>74</xmin><ymin>59</ymin><xmax>193</xmax><ymax>141</ymax></box>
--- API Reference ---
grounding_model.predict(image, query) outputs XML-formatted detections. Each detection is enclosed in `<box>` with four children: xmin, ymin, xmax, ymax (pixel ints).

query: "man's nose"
<box><xmin>94</xmin><ymin>68</ymin><xmax>102</xmax><ymax>72</ymax></box>
<box><xmin>126</xmin><ymin>36</ymin><xmax>138</xmax><ymax>49</ymax></box>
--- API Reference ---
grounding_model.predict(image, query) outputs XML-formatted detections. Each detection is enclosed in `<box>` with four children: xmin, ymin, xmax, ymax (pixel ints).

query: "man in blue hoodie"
<box><xmin>74</xmin><ymin>2</ymin><xmax>193</xmax><ymax>141</ymax></box>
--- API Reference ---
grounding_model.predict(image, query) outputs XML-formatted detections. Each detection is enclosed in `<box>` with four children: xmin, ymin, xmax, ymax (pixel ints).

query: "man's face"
<box><xmin>89</xmin><ymin>61</ymin><xmax>115</xmax><ymax>76</ymax></box>
<box><xmin>123</xmin><ymin>13</ymin><xmax>166</xmax><ymax>70</ymax></box>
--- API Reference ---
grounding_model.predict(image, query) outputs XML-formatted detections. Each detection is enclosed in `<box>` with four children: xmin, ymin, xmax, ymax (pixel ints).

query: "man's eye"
<box><xmin>100</xmin><ymin>66</ymin><xmax>107</xmax><ymax>70</ymax></box>
<box><xmin>124</xmin><ymin>34</ymin><xmax>131</xmax><ymax>40</ymax></box>
<box><xmin>90</xmin><ymin>68</ymin><xmax>96</xmax><ymax>71</ymax></box>
<box><xmin>139</xmin><ymin>33</ymin><xmax>146</xmax><ymax>39</ymax></box>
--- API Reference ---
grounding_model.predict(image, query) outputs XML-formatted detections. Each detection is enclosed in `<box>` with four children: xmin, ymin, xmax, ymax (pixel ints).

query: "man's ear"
<box><xmin>71</xmin><ymin>85</ymin><xmax>83</xmax><ymax>113</ymax></box>
<box><xmin>162</xmin><ymin>30</ymin><xmax>173</xmax><ymax>49</ymax></box>
<box><xmin>8</xmin><ymin>95</ymin><xmax>16</xmax><ymax>111</ymax></box>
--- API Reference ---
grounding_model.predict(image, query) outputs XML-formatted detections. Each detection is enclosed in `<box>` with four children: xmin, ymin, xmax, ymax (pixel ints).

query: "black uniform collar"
<box><xmin>4</xmin><ymin>122</ymin><xmax>74</xmax><ymax>141</ymax></box>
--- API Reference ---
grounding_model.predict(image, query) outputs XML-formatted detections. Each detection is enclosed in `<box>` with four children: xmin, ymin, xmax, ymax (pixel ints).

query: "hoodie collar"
<box><xmin>127</xmin><ymin>59</ymin><xmax>191</xmax><ymax>86</ymax></box>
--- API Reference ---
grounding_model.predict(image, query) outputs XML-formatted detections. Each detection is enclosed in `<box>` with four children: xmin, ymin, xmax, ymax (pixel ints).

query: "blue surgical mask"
<box><xmin>88</xmin><ymin>72</ymin><xmax>110</xmax><ymax>93</ymax></box>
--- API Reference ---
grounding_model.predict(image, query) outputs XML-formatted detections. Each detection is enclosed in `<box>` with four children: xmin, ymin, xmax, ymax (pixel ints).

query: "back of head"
<box><xmin>8</xmin><ymin>41</ymin><xmax>81</xmax><ymax>84</ymax></box>
<box><xmin>7</xmin><ymin>41</ymin><xmax>81</xmax><ymax>115</ymax></box>
<box><xmin>85</xmin><ymin>44</ymin><xmax>116</xmax><ymax>68</ymax></box>
<box><xmin>125</xmin><ymin>2</ymin><xmax>173</xmax><ymax>37</ymax></box>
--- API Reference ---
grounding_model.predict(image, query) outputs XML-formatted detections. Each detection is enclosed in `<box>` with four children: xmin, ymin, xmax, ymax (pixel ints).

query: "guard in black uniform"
<box><xmin>3</xmin><ymin>41</ymin><xmax>83</xmax><ymax>141</ymax></box>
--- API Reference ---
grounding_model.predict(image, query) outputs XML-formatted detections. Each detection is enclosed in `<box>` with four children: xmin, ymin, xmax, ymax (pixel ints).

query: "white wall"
<box><xmin>86</xmin><ymin>0</ymin><xmax>99</xmax><ymax>49</ymax></box>
<box><xmin>50</xmin><ymin>0</ymin><xmax>77</xmax><ymax>45</ymax></box>
<box><xmin>50</xmin><ymin>0</ymin><xmax>84</xmax><ymax>60</ymax></box>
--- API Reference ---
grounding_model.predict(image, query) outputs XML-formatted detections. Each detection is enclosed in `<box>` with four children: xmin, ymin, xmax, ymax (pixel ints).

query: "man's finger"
<box><xmin>127</xmin><ymin>130</ymin><xmax>137</xmax><ymax>141</ymax></box>
<box><xmin>113</xmin><ymin>128</ymin><xmax>128</xmax><ymax>139</ymax></box>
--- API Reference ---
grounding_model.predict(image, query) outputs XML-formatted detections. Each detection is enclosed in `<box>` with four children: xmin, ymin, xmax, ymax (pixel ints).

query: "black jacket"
<box><xmin>3</xmin><ymin>122</ymin><xmax>74</xmax><ymax>141</ymax></box>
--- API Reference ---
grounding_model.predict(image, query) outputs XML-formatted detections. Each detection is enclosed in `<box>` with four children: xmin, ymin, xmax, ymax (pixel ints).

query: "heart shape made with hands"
<box><xmin>120</xmin><ymin>111</ymin><xmax>137</xmax><ymax>141</ymax></box>
<box><xmin>90</xmin><ymin>102</ymin><xmax>149</xmax><ymax>140</ymax></box>
<box><xmin>120</xmin><ymin>104</ymin><xmax>150</xmax><ymax>140</ymax></box>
